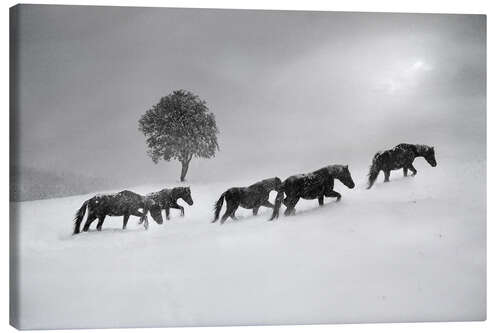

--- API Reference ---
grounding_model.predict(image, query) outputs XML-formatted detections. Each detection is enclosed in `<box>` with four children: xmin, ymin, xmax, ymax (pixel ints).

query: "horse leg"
<box><xmin>252</xmin><ymin>206</ymin><xmax>259</xmax><ymax>216</ymax></box>
<box><xmin>325</xmin><ymin>189</ymin><xmax>342</xmax><ymax>202</ymax></box>
<box><xmin>403</xmin><ymin>167</ymin><xmax>408</xmax><ymax>177</ymax></box>
<box><xmin>82</xmin><ymin>213</ymin><xmax>97</xmax><ymax>232</ymax></box>
<box><xmin>131</xmin><ymin>210</ymin><xmax>148</xmax><ymax>229</ymax></box>
<box><xmin>230</xmin><ymin>207</ymin><xmax>238</xmax><ymax>220</ymax></box>
<box><xmin>131</xmin><ymin>210</ymin><xmax>145</xmax><ymax>219</ymax></box>
<box><xmin>122</xmin><ymin>214</ymin><xmax>130</xmax><ymax>230</ymax></box>
<box><xmin>284</xmin><ymin>197</ymin><xmax>299</xmax><ymax>216</ymax></box>
<box><xmin>262</xmin><ymin>201</ymin><xmax>274</xmax><ymax>209</ymax></box>
<box><xmin>383</xmin><ymin>169</ymin><xmax>391</xmax><ymax>182</ymax></box>
<box><xmin>165</xmin><ymin>207</ymin><xmax>170</xmax><ymax>220</ymax></box>
<box><xmin>220</xmin><ymin>209</ymin><xmax>231</xmax><ymax>224</ymax></box>
<box><xmin>221</xmin><ymin>202</ymin><xmax>238</xmax><ymax>224</ymax></box>
<box><xmin>282</xmin><ymin>195</ymin><xmax>295</xmax><ymax>214</ymax></box>
<box><xmin>141</xmin><ymin>213</ymin><xmax>149</xmax><ymax>230</ymax></box>
<box><xmin>96</xmin><ymin>215</ymin><xmax>106</xmax><ymax>231</ymax></box>
<box><xmin>409</xmin><ymin>164</ymin><xmax>417</xmax><ymax>176</ymax></box>
<box><xmin>318</xmin><ymin>196</ymin><xmax>324</xmax><ymax>206</ymax></box>
<box><xmin>170</xmin><ymin>202</ymin><xmax>185</xmax><ymax>217</ymax></box>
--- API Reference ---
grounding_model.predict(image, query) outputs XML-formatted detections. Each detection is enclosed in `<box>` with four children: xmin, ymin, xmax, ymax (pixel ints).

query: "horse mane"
<box><xmin>170</xmin><ymin>186</ymin><xmax>189</xmax><ymax>199</ymax></box>
<box><xmin>250</xmin><ymin>178</ymin><xmax>280</xmax><ymax>191</ymax></box>
<box><xmin>414</xmin><ymin>144</ymin><xmax>432</xmax><ymax>157</ymax></box>
<box><xmin>326</xmin><ymin>164</ymin><xmax>347</xmax><ymax>176</ymax></box>
<box><xmin>397</xmin><ymin>143</ymin><xmax>431</xmax><ymax>157</ymax></box>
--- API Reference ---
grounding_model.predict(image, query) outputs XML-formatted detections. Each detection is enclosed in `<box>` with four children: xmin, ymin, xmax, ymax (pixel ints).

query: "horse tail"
<box><xmin>73</xmin><ymin>199</ymin><xmax>89</xmax><ymax>234</ymax></box>
<box><xmin>367</xmin><ymin>152</ymin><xmax>381</xmax><ymax>189</ymax></box>
<box><xmin>269</xmin><ymin>185</ymin><xmax>284</xmax><ymax>221</ymax></box>
<box><xmin>212</xmin><ymin>191</ymin><xmax>226</xmax><ymax>223</ymax></box>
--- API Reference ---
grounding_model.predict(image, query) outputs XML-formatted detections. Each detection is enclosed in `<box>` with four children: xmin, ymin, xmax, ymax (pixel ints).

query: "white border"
<box><xmin>2</xmin><ymin>1</ymin><xmax>497</xmax><ymax>332</ymax></box>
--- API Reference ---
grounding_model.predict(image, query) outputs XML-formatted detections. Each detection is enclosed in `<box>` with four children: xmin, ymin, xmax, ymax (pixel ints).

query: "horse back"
<box><xmin>86</xmin><ymin>190</ymin><xmax>145</xmax><ymax>216</ymax></box>
<box><xmin>114</xmin><ymin>190</ymin><xmax>141</xmax><ymax>200</ymax></box>
<box><xmin>250</xmin><ymin>178</ymin><xmax>267</xmax><ymax>187</ymax></box>
<box><xmin>395</xmin><ymin>143</ymin><xmax>417</xmax><ymax>154</ymax></box>
<box><xmin>249</xmin><ymin>178</ymin><xmax>278</xmax><ymax>193</ymax></box>
<box><xmin>223</xmin><ymin>187</ymin><xmax>247</xmax><ymax>205</ymax></box>
<box><xmin>284</xmin><ymin>172</ymin><xmax>325</xmax><ymax>198</ymax></box>
<box><xmin>148</xmin><ymin>189</ymin><xmax>173</xmax><ymax>208</ymax></box>
<box><xmin>376</xmin><ymin>146</ymin><xmax>416</xmax><ymax>170</ymax></box>
<box><xmin>284</xmin><ymin>174</ymin><xmax>307</xmax><ymax>187</ymax></box>
<box><xmin>223</xmin><ymin>185</ymin><xmax>268</xmax><ymax>209</ymax></box>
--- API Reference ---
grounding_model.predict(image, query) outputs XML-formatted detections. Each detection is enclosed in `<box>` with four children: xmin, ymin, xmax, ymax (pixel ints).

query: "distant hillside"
<box><xmin>10</xmin><ymin>166</ymin><xmax>119</xmax><ymax>202</ymax></box>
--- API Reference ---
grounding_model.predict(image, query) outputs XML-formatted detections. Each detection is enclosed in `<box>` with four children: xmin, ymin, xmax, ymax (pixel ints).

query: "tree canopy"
<box><xmin>138</xmin><ymin>90</ymin><xmax>219</xmax><ymax>181</ymax></box>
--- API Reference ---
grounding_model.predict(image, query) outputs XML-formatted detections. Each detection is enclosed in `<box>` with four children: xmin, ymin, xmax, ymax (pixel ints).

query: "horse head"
<box><xmin>335</xmin><ymin>165</ymin><xmax>355</xmax><ymax>189</ymax></box>
<box><xmin>423</xmin><ymin>146</ymin><xmax>437</xmax><ymax>167</ymax></box>
<box><xmin>146</xmin><ymin>198</ymin><xmax>164</xmax><ymax>224</ymax></box>
<box><xmin>180</xmin><ymin>187</ymin><xmax>194</xmax><ymax>206</ymax></box>
<box><xmin>150</xmin><ymin>205</ymin><xmax>164</xmax><ymax>224</ymax></box>
<box><xmin>272</xmin><ymin>177</ymin><xmax>282</xmax><ymax>190</ymax></box>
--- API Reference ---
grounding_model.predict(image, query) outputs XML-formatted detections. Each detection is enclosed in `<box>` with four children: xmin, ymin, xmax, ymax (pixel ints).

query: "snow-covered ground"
<box><xmin>11</xmin><ymin>157</ymin><xmax>486</xmax><ymax>329</ymax></box>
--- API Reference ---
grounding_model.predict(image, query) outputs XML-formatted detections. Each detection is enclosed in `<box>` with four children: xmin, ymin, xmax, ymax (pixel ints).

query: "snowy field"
<box><xmin>11</xmin><ymin>157</ymin><xmax>486</xmax><ymax>329</ymax></box>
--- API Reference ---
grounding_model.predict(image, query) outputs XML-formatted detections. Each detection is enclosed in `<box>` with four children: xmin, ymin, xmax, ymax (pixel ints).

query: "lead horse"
<box><xmin>73</xmin><ymin>190</ymin><xmax>163</xmax><ymax>234</ymax></box>
<box><xmin>269</xmin><ymin>165</ymin><xmax>355</xmax><ymax>220</ymax></box>
<box><xmin>367</xmin><ymin>143</ymin><xmax>437</xmax><ymax>189</ymax></box>
<box><xmin>213</xmin><ymin>177</ymin><xmax>282</xmax><ymax>224</ymax></box>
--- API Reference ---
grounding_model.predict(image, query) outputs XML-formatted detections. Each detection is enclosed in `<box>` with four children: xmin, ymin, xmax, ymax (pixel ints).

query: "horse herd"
<box><xmin>72</xmin><ymin>143</ymin><xmax>437</xmax><ymax>235</ymax></box>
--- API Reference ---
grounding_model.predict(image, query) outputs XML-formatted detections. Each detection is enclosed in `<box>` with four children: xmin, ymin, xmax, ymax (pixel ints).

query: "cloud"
<box><xmin>15</xmin><ymin>6</ymin><xmax>485</xmax><ymax>186</ymax></box>
<box><xmin>374</xmin><ymin>59</ymin><xmax>433</xmax><ymax>94</ymax></box>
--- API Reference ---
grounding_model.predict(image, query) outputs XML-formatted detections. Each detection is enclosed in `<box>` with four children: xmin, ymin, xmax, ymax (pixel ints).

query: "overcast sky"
<box><xmin>14</xmin><ymin>5</ymin><xmax>486</xmax><ymax>185</ymax></box>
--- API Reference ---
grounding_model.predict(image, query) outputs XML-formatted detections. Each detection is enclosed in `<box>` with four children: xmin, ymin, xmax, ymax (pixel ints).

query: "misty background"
<box><xmin>11</xmin><ymin>5</ymin><xmax>486</xmax><ymax>201</ymax></box>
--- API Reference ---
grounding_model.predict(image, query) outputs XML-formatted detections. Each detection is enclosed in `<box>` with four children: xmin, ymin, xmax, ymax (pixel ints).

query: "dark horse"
<box><xmin>144</xmin><ymin>187</ymin><xmax>194</xmax><ymax>221</ymax></box>
<box><xmin>269</xmin><ymin>165</ymin><xmax>355</xmax><ymax>220</ymax></box>
<box><xmin>212</xmin><ymin>177</ymin><xmax>282</xmax><ymax>224</ymax></box>
<box><xmin>367</xmin><ymin>143</ymin><xmax>437</xmax><ymax>189</ymax></box>
<box><xmin>73</xmin><ymin>190</ymin><xmax>163</xmax><ymax>234</ymax></box>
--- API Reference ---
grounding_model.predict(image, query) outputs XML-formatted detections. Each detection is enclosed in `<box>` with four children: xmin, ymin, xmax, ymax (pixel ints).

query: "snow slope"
<box><xmin>11</xmin><ymin>157</ymin><xmax>486</xmax><ymax>329</ymax></box>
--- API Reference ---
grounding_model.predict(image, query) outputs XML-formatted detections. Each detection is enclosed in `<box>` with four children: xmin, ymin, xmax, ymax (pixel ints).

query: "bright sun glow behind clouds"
<box><xmin>376</xmin><ymin>59</ymin><xmax>433</xmax><ymax>94</ymax></box>
<box><xmin>410</xmin><ymin>59</ymin><xmax>433</xmax><ymax>72</ymax></box>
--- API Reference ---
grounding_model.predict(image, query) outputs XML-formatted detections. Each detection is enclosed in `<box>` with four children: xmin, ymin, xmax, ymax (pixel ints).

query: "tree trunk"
<box><xmin>180</xmin><ymin>160</ymin><xmax>190</xmax><ymax>182</ymax></box>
